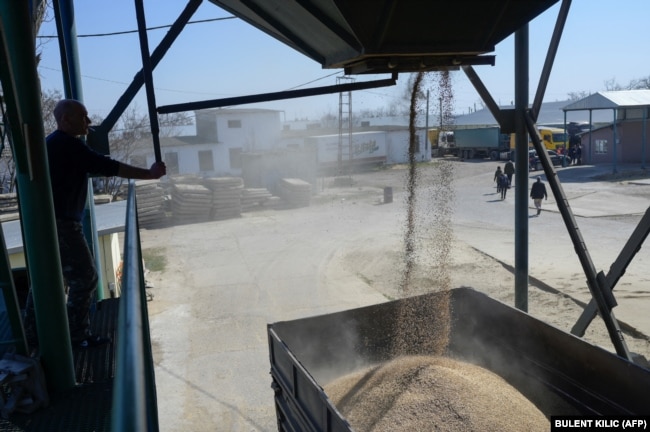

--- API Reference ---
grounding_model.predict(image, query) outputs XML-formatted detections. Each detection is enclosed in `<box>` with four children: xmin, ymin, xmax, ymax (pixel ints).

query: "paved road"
<box><xmin>144</xmin><ymin>188</ymin><xmax>402</xmax><ymax>431</ymax></box>
<box><xmin>142</xmin><ymin>160</ymin><xmax>650</xmax><ymax>431</ymax></box>
<box><xmin>450</xmin><ymin>162</ymin><xmax>650</xmax><ymax>338</ymax></box>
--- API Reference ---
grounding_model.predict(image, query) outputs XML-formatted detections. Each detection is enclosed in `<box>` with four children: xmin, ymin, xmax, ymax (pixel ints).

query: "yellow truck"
<box><xmin>428</xmin><ymin>128</ymin><xmax>455</xmax><ymax>157</ymax></box>
<box><xmin>509</xmin><ymin>126</ymin><xmax>569</xmax><ymax>152</ymax></box>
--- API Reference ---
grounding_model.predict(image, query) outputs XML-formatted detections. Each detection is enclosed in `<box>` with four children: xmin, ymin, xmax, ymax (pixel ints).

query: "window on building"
<box><xmin>595</xmin><ymin>139</ymin><xmax>608</xmax><ymax>154</ymax></box>
<box><xmin>229</xmin><ymin>147</ymin><xmax>242</xmax><ymax>169</ymax></box>
<box><xmin>198</xmin><ymin>150</ymin><xmax>214</xmax><ymax>172</ymax></box>
<box><xmin>414</xmin><ymin>134</ymin><xmax>421</xmax><ymax>153</ymax></box>
<box><xmin>165</xmin><ymin>152</ymin><xmax>179</xmax><ymax>175</ymax></box>
<box><xmin>626</xmin><ymin>108</ymin><xmax>644</xmax><ymax>120</ymax></box>
<box><xmin>228</xmin><ymin>119</ymin><xmax>242</xmax><ymax>128</ymax></box>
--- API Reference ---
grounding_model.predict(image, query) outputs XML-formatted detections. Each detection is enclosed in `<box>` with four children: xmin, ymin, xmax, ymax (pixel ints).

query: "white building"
<box><xmin>134</xmin><ymin>108</ymin><xmax>283</xmax><ymax>177</ymax></box>
<box><xmin>132</xmin><ymin>108</ymin><xmax>429</xmax><ymax>181</ymax></box>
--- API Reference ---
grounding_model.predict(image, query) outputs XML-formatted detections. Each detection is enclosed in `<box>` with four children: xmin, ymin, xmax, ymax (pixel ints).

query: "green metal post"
<box><xmin>53</xmin><ymin>0</ymin><xmax>106</xmax><ymax>300</ymax></box>
<box><xmin>514</xmin><ymin>25</ymin><xmax>530</xmax><ymax>312</ymax></box>
<box><xmin>0</xmin><ymin>1</ymin><xmax>76</xmax><ymax>390</ymax></box>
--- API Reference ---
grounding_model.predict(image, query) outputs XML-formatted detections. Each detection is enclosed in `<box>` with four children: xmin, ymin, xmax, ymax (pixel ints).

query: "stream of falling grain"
<box><xmin>398</xmin><ymin>71</ymin><xmax>424</xmax><ymax>296</ymax></box>
<box><xmin>392</xmin><ymin>71</ymin><xmax>455</xmax><ymax>357</ymax></box>
<box><xmin>325</xmin><ymin>72</ymin><xmax>548</xmax><ymax>430</ymax></box>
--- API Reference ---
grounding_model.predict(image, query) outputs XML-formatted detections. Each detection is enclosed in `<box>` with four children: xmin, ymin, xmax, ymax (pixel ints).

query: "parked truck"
<box><xmin>507</xmin><ymin>126</ymin><xmax>570</xmax><ymax>153</ymax></box>
<box><xmin>305</xmin><ymin>131</ymin><xmax>387</xmax><ymax>173</ymax></box>
<box><xmin>428</xmin><ymin>128</ymin><xmax>454</xmax><ymax>157</ymax></box>
<box><xmin>443</xmin><ymin>127</ymin><xmax>510</xmax><ymax>160</ymax></box>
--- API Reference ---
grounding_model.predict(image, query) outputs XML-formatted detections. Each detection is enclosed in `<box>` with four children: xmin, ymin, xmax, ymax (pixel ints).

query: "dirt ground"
<box><xmin>141</xmin><ymin>159</ymin><xmax>650</xmax><ymax>431</ymax></box>
<box><xmin>313</xmin><ymin>161</ymin><xmax>650</xmax><ymax>362</ymax></box>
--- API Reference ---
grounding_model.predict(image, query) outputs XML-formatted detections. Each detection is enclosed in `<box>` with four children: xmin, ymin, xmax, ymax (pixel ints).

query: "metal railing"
<box><xmin>111</xmin><ymin>180</ymin><xmax>159</xmax><ymax>432</ymax></box>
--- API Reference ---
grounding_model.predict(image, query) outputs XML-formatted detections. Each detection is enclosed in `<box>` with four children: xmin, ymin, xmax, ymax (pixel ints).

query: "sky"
<box><xmin>36</xmin><ymin>0</ymin><xmax>650</xmax><ymax>123</ymax></box>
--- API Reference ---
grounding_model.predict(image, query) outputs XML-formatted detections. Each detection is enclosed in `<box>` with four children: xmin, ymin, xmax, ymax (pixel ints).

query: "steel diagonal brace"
<box><xmin>524</xmin><ymin>112</ymin><xmax>631</xmax><ymax>360</ymax></box>
<box><xmin>572</xmin><ymin>206</ymin><xmax>650</xmax><ymax>337</ymax></box>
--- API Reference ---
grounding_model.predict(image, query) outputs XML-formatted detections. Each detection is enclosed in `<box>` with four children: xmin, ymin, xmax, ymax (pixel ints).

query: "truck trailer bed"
<box><xmin>267</xmin><ymin>288</ymin><xmax>650</xmax><ymax>431</ymax></box>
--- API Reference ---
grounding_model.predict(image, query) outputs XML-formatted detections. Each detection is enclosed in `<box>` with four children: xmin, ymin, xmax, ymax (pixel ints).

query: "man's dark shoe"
<box><xmin>77</xmin><ymin>335</ymin><xmax>111</xmax><ymax>349</ymax></box>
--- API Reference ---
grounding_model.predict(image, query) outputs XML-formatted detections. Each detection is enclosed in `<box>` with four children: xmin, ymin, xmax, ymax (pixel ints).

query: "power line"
<box><xmin>37</xmin><ymin>16</ymin><xmax>237</xmax><ymax>39</ymax></box>
<box><xmin>284</xmin><ymin>71</ymin><xmax>341</xmax><ymax>91</ymax></box>
<box><xmin>36</xmin><ymin>15</ymin><xmax>392</xmax><ymax>108</ymax></box>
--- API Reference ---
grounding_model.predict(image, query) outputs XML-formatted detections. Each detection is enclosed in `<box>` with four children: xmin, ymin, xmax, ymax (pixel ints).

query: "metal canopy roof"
<box><xmin>563</xmin><ymin>90</ymin><xmax>650</xmax><ymax>111</ymax></box>
<box><xmin>208</xmin><ymin>0</ymin><xmax>559</xmax><ymax>74</ymax></box>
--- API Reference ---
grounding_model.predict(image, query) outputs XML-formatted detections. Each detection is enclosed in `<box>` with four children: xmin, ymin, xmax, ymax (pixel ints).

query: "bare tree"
<box><xmin>604</xmin><ymin>75</ymin><xmax>650</xmax><ymax>92</ymax></box>
<box><xmin>0</xmin><ymin>103</ymin><xmax>15</xmax><ymax>193</ymax></box>
<box><xmin>567</xmin><ymin>91</ymin><xmax>590</xmax><ymax>102</ymax></box>
<box><xmin>604</xmin><ymin>78</ymin><xmax>624</xmax><ymax>91</ymax></box>
<box><xmin>93</xmin><ymin>107</ymin><xmax>150</xmax><ymax>198</ymax></box>
<box><xmin>0</xmin><ymin>1</ymin><xmax>52</xmax><ymax>193</ymax></box>
<box><xmin>319</xmin><ymin>111</ymin><xmax>338</xmax><ymax>128</ymax></box>
<box><xmin>159</xmin><ymin>112</ymin><xmax>193</xmax><ymax>137</ymax></box>
<box><xmin>94</xmin><ymin>108</ymin><xmax>193</xmax><ymax>198</ymax></box>
<box><xmin>41</xmin><ymin>88</ymin><xmax>62</xmax><ymax>133</ymax></box>
<box><xmin>628</xmin><ymin>75</ymin><xmax>650</xmax><ymax>90</ymax></box>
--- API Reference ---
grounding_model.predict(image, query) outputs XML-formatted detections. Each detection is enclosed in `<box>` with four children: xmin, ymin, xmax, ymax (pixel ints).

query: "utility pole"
<box><xmin>337</xmin><ymin>76</ymin><xmax>354</xmax><ymax>177</ymax></box>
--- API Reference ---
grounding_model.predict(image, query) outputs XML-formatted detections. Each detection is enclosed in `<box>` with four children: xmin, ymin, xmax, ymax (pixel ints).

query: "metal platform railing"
<box><xmin>111</xmin><ymin>180</ymin><xmax>159</xmax><ymax>432</ymax></box>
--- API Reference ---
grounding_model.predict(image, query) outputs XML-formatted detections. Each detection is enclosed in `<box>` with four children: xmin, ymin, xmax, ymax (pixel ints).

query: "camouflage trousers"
<box><xmin>24</xmin><ymin>220</ymin><xmax>98</xmax><ymax>345</ymax></box>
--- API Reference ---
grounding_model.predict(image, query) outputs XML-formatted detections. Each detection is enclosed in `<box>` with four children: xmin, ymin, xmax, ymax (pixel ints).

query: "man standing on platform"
<box><xmin>25</xmin><ymin>99</ymin><xmax>166</xmax><ymax>350</ymax></box>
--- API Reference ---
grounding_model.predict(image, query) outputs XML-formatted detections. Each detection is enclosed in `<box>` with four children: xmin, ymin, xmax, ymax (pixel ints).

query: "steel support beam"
<box><xmin>572</xmin><ymin>206</ymin><xmax>650</xmax><ymax>336</ymax></box>
<box><xmin>157</xmin><ymin>75</ymin><xmax>398</xmax><ymax>114</ymax></box>
<box><xmin>89</xmin><ymin>0</ymin><xmax>203</xmax><ymax>155</ymax></box>
<box><xmin>525</xmin><ymin>112</ymin><xmax>631</xmax><ymax>359</ymax></box>
<box><xmin>531</xmin><ymin>0</ymin><xmax>572</xmax><ymax>120</ymax></box>
<box><xmin>133</xmin><ymin>0</ymin><xmax>162</xmax><ymax>163</ymax></box>
<box><xmin>0</xmin><ymin>1</ymin><xmax>76</xmax><ymax>391</ymax></box>
<box><xmin>462</xmin><ymin>66</ymin><xmax>507</xmax><ymax>131</ymax></box>
<box><xmin>53</xmin><ymin>0</ymin><xmax>108</xmax><ymax>302</ymax></box>
<box><xmin>514</xmin><ymin>26</ymin><xmax>530</xmax><ymax>312</ymax></box>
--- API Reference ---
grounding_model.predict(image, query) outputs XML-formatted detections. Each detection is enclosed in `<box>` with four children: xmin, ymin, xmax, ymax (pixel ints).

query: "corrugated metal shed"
<box><xmin>563</xmin><ymin>90</ymin><xmax>650</xmax><ymax>111</ymax></box>
<box><xmin>458</xmin><ymin>100</ymin><xmax>614</xmax><ymax>127</ymax></box>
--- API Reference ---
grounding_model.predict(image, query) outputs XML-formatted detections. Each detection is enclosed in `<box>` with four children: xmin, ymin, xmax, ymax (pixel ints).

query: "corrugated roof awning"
<box><xmin>563</xmin><ymin>90</ymin><xmax>650</xmax><ymax>111</ymax></box>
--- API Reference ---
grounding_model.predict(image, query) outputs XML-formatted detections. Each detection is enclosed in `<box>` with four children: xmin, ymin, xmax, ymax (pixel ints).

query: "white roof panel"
<box><xmin>563</xmin><ymin>90</ymin><xmax>650</xmax><ymax>111</ymax></box>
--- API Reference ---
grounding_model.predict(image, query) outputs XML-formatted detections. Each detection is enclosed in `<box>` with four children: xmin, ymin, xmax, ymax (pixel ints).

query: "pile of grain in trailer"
<box><xmin>325</xmin><ymin>355</ymin><xmax>548</xmax><ymax>432</ymax></box>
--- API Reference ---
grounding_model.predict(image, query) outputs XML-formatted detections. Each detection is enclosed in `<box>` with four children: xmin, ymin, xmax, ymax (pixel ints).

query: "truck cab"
<box><xmin>538</xmin><ymin>127</ymin><xmax>568</xmax><ymax>151</ymax></box>
<box><xmin>508</xmin><ymin>127</ymin><xmax>569</xmax><ymax>154</ymax></box>
<box><xmin>429</xmin><ymin>128</ymin><xmax>455</xmax><ymax>157</ymax></box>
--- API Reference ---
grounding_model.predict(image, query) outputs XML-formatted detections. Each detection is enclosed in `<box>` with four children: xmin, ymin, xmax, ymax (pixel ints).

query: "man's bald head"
<box><xmin>53</xmin><ymin>99</ymin><xmax>91</xmax><ymax>136</ymax></box>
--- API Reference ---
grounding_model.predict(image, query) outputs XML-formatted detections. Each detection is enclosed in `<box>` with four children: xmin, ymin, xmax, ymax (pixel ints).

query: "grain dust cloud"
<box><xmin>324</xmin><ymin>72</ymin><xmax>550</xmax><ymax>431</ymax></box>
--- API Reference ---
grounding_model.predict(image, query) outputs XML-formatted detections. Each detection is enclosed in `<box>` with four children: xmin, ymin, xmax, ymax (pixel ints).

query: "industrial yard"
<box><xmin>141</xmin><ymin>159</ymin><xmax>650</xmax><ymax>431</ymax></box>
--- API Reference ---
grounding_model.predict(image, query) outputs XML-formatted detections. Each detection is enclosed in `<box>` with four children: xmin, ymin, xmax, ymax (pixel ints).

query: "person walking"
<box><xmin>499</xmin><ymin>173</ymin><xmax>509</xmax><ymax>200</ymax></box>
<box><xmin>494</xmin><ymin>166</ymin><xmax>503</xmax><ymax>194</ymax></box>
<box><xmin>25</xmin><ymin>99</ymin><xmax>167</xmax><ymax>350</ymax></box>
<box><xmin>530</xmin><ymin>176</ymin><xmax>548</xmax><ymax>216</ymax></box>
<box><xmin>504</xmin><ymin>160</ymin><xmax>515</xmax><ymax>188</ymax></box>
